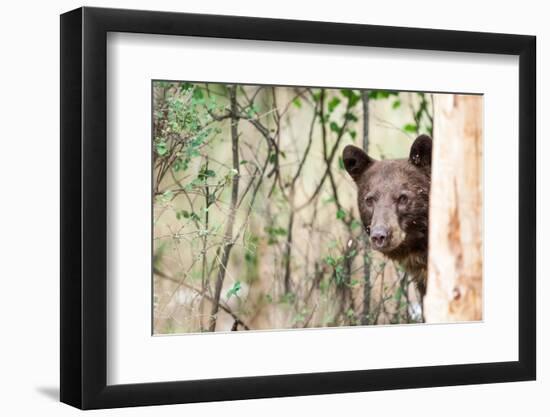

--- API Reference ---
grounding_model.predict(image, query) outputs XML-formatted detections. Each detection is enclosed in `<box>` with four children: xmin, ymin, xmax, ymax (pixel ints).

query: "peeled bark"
<box><xmin>424</xmin><ymin>95</ymin><xmax>483</xmax><ymax>323</ymax></box>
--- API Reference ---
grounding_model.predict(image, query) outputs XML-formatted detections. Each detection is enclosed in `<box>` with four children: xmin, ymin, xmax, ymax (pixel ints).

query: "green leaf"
<box><xmin>192</xmin><ymin>87</ymin><xmax>204</xmax><ymax>100</ymax></box>
<box><xmin>265</xmin><ymin>226</ymin><xmax>287</xmax><ymax>236</ymax></box>
<box><xmin>156</xmin><ymin>189</ymin><xmax>174</xmax><ymax>205</ymax></box>
<box><xmin>155</xmin><ymin>140</ymin><xmax>168</xmax><ymax>156</ymax></box>
<box><xmin>226</xmin><ymin>281</ymin><xmax>242</xmax><ymax>299</ymax></box>
<box><xmin>344</xmin><ymin>112</ymin><xmax>358</xmax><ymax>122</ymax></box>
<box><xmin>348</xmin><ymin>130</ymin><xmax>357</xmax><ymax>140</ymax></box>
<box><xmin>336</xmin><ymin>208</ymin><xmax>346</xmax><ymax>220</ymax></box>
<box><xmin>176</xmin><ymin>209</ymin><xmax>200</xmax><ymax>222</ymax></box>
<box><xmin>328</xmin><ymin>97</ymin><xmax>341</xmax><ymax>113</ymax></box>
<box><xmin>340</xmin><ymin>89</ymin><xmax>353</xmax><ymax>99</ymax></box>
<box><xmin>292</xmin><ymin>97</ymin><xmax>302</xmax><ymax>108</ymax></box>
<box><xmin>368</xmin><ymin>90</ymin><xmax>397</xmax><ymax>100</ymax></box>
<box><xmin>392</xmin><ymin>100</ymin><xmax>401</xmax><ymax>109</ymax></box>
<box><xmin>335</xmin><ymin>265</ymin><xmax>344</xmax><ymax>284</ymax></box>
<box><xmin>341</xmin><ymin>89</ymin><xmax>361</xmax><ymax>107</ymax></box>
<box><xmin>347</xmin><ymin>279</ymin><xmax>359</xmax><ymax>288</ymax></box>
<box><xmin>394</xmin><ymin>286</ymin><xmax>403</xmax><ymax>301</ymax></box>
<box><xmin>176</xmin><ymin>210</ymin><xmax>189</xmax><ymax>220</ymax></box>
<box><xmin>264</xmin><ymin>226</ymin><xmax>287</xmax><ymax>245</ymax></box>
<box><xmin>403</xmin><ymin>123</ymin><xmax>418</xmax><ymax>133</ymax></box>
<box><xmin>246</xmin><ymin>104</ymin><xmax>261</xmax><ymax>118</ymax></box>
<box><xmin>329</xmin><ymin>122</ymin><xmax>341</xmax><ymax>134</ymax></box>
<box><xmin>325</xmin><ymin>256</ymin><xmax>336</xmax><ymax>266</ymax></box>
<box><xmin>197</xmin><ymin>167</ymin><xmax>217</xmax><ymax>181</ymax></box>
<box><xmin>244</xmin><ymin>251</ymin><xmax>256</xmax><ymax>264</ymax></box>
<box><xmin>222</xmin><ymin>169</ymin><xmax>239</xmax><ymax>186</ymax></box>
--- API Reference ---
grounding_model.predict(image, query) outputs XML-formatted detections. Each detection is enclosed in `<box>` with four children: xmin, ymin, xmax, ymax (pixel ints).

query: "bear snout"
<box><xmin>370</xmin><ymin>225</ymin><xmax>392</xmax><ymax>250</ymax></box>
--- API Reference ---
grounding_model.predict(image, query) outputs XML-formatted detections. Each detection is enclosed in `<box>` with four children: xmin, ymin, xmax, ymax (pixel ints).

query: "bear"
<box><xmin>342</xmin><ymin>135</ymin><xmax>432</xmax><ymax>296</ymax></box>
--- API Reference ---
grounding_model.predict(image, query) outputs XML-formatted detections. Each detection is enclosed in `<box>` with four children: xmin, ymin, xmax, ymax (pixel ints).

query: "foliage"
<box><xmin>152</xmin><ymin>82</ymin><xmax>427</xmax><ymax>334</ymax></box>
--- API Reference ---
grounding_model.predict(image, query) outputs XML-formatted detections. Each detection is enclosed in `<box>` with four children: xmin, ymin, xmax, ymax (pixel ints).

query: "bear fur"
<box><xmin>342</xmin><ymin>135</ymin><xmax>432</xmax><ymax>296</ymax></box>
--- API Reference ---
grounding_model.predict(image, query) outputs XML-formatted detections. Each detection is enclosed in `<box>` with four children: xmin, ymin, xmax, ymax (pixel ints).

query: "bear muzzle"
<box><xmin>370</xmin><ymin>225</ymin><xmax>392</xmax><ymax>250</ymax></box>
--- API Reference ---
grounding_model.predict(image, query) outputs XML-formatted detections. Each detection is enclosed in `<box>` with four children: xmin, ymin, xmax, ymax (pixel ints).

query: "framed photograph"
<box><xmin>60</xmin><ymin>6</ymin><xmax>536</xmax><ymax>409</ymax></box>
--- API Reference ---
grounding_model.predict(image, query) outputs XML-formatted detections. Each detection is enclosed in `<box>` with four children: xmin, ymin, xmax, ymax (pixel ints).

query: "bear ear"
<box><xmin>342</xmin><ymin>145</ymin><xmax>374</xmax><ymax>181</ymax></box>
<box><xmin>409</xmin><ymin>134</ymin><xmax>432</xmax><ymax>169</ymax></box>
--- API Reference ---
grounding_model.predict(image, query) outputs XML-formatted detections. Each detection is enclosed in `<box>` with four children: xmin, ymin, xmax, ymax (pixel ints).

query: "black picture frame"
<box><xmin>60</xmin><ymin>6</ymin><xmax>536</xmax><ymax>410</ymax></box>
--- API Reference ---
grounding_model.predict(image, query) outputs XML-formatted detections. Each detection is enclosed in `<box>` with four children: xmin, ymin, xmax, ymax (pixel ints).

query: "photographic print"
<box><xmin>152</xmin><ymin>81</ymin><xmax>483</xmax><ymax>334</ymax></box>
<box><xmin>60</xmin><ymin>8</ymin><xmax>535</xmax><ymax>408</ymax></box>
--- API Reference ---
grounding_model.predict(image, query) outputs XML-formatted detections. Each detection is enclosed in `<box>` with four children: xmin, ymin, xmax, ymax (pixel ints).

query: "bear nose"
<box><xmin>370</xmin><ymin>226</ymin><xmax>391</xmax><ymax>249</ymax></box>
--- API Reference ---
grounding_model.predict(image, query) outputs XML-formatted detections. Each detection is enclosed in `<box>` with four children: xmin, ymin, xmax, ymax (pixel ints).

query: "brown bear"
<box><xmin>342</xmin><ymin>135</ymin><xmax>432</xmax><ymax>296</ymax></box>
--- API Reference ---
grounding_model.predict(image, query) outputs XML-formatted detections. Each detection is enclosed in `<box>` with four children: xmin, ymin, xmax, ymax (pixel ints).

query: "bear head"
<box><xmin>342</xmin><ymin>135</ymin><xmax>432</xmax><ymax>261</ymax></box>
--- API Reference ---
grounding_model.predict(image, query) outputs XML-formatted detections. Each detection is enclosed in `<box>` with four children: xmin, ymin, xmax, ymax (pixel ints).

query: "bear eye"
<box><xmin>398</xmin><ymin>194</ymin><xmax>408</xmax><ymax>205</ymax></box>
<box><xmin>365</xmin><ymin>196</ymin><xmax>375</xmax><ymax>207</ymax></box>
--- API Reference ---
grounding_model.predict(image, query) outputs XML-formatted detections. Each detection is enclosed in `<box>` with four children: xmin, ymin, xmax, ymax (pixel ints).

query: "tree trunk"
<box><xmin>424</xmin><ymin>95</ymin><xmax>483</xmax><ymax>323</ymax></box>
<box><xmin>361</xmin><ymin>90</ymin><xmax>372</xmax><ymax>325</ymax></box>
<box><xmin>208</xmin><ymin>85</ymin><xmax>240</xmax><ymax>331</ymax></box>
